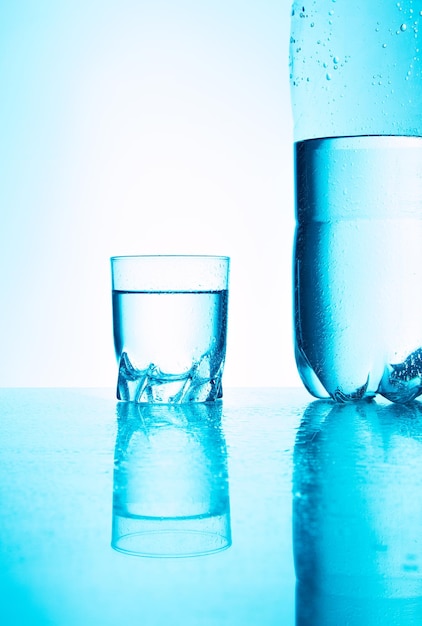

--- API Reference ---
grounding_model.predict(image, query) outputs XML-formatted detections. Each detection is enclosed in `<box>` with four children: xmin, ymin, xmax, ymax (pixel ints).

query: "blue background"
<box><xmin>0</xmin><ymin>0</ymin><xmax>296</xmax><ymax>388</ymax></box>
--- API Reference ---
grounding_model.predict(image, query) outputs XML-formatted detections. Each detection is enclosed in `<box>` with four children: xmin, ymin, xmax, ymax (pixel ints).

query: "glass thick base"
<box><xmin>116</xmin><ymin>352</ymin><xmax>224</xmax><ymax>403</ymax></box>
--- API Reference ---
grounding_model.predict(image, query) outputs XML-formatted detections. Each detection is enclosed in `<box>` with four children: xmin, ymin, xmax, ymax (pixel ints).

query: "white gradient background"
<box><xmin>0</xmin><ymin>0</ymin><xmax>299</xmax><ymax>388</ymax></box>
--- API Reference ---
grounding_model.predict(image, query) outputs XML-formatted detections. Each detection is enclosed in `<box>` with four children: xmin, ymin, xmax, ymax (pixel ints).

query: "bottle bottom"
<box><xmin>295</xmin><ymin>344</ymin><xmax>422</xmax><ymax>404</ymax></box>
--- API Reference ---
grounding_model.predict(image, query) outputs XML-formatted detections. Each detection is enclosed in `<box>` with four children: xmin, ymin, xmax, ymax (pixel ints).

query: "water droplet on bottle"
<box><xmin>326</xmin><ymin>73</ymin><xmax>332</xmax><ymax>80</ymax></box>
<box><xmin>400</xmin><ymin>23</ymin><xmax>407</xmax><ymax>31</ymax></box>
<box><xmin>310</xmin><ymin>22</ymin><xmax>315</xmax><ymax>27</ymax></box>
<box><xmin>382</xmin><ymin>43</ymin><xmax>387</xmax><ymax>48</ymax></box>
<box><xmin>333</xmin><ymin>56</ymin><xmax>339</xmax><ymax>64</ymax></box>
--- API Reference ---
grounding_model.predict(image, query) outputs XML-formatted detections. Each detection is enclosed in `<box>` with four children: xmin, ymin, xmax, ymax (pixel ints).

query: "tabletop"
<box><xmin>1</xmin><ymin>387</ymin><xmax>422</xmax><ymax>625</ymax></box>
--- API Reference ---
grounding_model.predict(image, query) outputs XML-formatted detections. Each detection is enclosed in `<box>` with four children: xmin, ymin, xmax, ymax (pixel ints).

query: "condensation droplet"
<box><xmin>310</xmin><ymin>22</ymin><xmax>315</xmax><ymax>27</ymax></box>
<box><xmin>382</xmin><ymin>43</ymin><xmax>387</xmax><ymax>48</ymax></box>
<box><xmin>333</xmin><ymin>56</ymin><xmax>339</xmax><ymax>64</ymax></box>
<box><xmin>401</xmin><ymin>23</ymin><xmax>407</xmax><ymax>31</ymax></box>
<box><xmin>326</xmin><ymin>72</ymin><xmax>332</xmax><ymax>80</ymax></box>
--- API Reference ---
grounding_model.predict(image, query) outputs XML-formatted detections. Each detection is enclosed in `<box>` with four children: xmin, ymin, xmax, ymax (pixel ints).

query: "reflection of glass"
<box><xmin>293</xmin><ymin>400</ymin><xmax>422</xmax><ymax>625</ymax></box>
<box><xmin>111</xmin><ymin>401</ymin><xmax>231</xmax><ymax>557</ymax></box>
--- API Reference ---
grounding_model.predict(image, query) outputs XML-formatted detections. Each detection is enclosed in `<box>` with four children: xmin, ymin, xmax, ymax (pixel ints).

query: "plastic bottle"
<box><xmin>289</xmin><ymin>0</ymin><xmax>422</xmax><ymax>402</ymax></box>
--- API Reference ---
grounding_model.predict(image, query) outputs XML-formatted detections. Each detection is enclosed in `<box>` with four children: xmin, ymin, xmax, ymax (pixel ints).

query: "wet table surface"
<box><xmin>1</xmin><ymin>387</ymin><xmax>422</xmax><ymax>625</ymax></box>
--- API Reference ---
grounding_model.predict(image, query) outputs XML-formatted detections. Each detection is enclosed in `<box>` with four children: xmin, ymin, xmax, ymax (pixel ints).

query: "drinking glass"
<box><xmin>111</xmin><ymin>255</ymin><xmax>230</xmax><ymax>403</ymax></box>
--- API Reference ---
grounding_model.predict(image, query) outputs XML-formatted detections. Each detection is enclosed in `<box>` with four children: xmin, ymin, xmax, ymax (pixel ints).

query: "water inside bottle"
<box><xmin>294</xmin><ymin>135</ymin><xmax>422</xmax><ymax>402</ymax></box>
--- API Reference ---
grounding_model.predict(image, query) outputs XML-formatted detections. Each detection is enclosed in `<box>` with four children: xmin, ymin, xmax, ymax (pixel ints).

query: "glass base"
<box><xmin>116</xmin><ymin>352</ymin><xmax>224</xmax><ymax>403</ymax></box>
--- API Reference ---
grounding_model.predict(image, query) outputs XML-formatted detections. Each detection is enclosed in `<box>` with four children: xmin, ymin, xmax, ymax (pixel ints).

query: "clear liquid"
<box><xmin>112</xmin><ymin>290</ymin><xmax>228</xmax><ymax>403</ymax></box>
<box><xmin>294</xmin><ymin>135</ymin><xmax>422</xmax><ymax>402</ymax></box>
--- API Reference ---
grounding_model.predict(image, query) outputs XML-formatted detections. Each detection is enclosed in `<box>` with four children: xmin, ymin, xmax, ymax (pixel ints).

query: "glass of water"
<box><xmin>111</xmin><ymin>255</ymin><xmax>230</xmax><ymax>403</ymax></box>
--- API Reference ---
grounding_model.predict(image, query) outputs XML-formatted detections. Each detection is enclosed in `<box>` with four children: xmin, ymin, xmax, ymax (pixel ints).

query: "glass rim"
<box><xmin>110</xmin><ymin>254</ymin><xmax>230</xmax><ymax>262</ymax></box>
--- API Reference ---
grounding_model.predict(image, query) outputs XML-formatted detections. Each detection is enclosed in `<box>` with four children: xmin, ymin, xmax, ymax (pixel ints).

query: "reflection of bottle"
<box><xmin>293</xmin><ymin>400</ymin><xmax>422</xmax><ymax>625</ymax></box>
<box><xmin>290</xmin><ymin>1</ymin><xmax>422</xmax><ymax>402</ymax></box>
<box><xmin>111</xmin><ymin>402</ymin><xmax>231</xmax><ymax>558</ymax></box>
